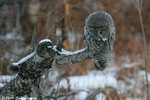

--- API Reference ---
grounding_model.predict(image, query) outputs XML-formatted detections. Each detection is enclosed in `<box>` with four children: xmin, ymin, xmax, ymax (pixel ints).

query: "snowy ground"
<box><xmin>0</xmin><ymin>63</ymin><xmax>149</xmax><ymax>100</ymax></box>
<box><xmin>0</xmin><ymin>34</ymin><xmax>149</xmax><ymax>100</ymax></box>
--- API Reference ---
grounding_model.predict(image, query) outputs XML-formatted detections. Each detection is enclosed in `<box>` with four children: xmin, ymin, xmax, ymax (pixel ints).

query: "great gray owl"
<box><xmin>84</xmin><ymin>11</ymin><xmax>116</xmax><ymax>70</ymax></box>
<box><xmin>54</xmin><ymin>11</ymin><xmax>116</xmax><ymax>71</ymax></box>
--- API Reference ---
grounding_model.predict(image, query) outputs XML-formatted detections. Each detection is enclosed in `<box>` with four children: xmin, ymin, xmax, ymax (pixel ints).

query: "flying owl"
<box><xmin>84</xmin><ymin>11</ymin><xmax>116</xmax><ymax>70</ymax></box>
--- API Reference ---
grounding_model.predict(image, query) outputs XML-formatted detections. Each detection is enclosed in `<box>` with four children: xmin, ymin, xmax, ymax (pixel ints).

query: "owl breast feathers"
<box><xmin>84</xmin><ymin>11</ymin><xmax>116</xmax><ymax>70</ymax></box>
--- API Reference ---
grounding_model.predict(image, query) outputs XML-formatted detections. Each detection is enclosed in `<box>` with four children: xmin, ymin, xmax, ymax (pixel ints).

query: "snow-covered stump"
<box><xmin>0</xmin><ymin>37</ymin><xmax>115</xmax><ymax>99</ymax></box>
<box><xmin>0</xmin><ymin>39</ymin><xmax>56</xmax><ymax>98</ymax></box>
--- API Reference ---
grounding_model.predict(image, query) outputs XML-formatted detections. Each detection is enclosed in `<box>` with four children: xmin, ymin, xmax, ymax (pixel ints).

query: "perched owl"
<box><xmin>54</xmin><ymin>11</ymin><xmax>116</xmax><ymax>70</ymax></box>
<box><xmin>84</xmin><ymin>11</ymin><xmax>116</xmax><ymax>70</ymax></box>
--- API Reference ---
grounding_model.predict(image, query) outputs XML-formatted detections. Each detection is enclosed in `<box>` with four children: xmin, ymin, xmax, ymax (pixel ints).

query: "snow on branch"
<box><xmin>0</xmin><ymin>39</ymin><xmax>57</xmax><ymax>98</ymax></box>
<box><xmin>0</xmin><ymin>33</ymin><xmax>115</xmax><ymax>99</ymax></box>
<box><xmin>0</xmin><ymin>38</ymin><xmax>97</xmax><ymax>98</ymax></box>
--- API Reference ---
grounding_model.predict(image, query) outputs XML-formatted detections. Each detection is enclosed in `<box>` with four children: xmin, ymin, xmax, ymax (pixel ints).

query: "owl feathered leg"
<box><xmin>92</xmin><ymin>57</ymin><xmax>107</xmax><ymax>71</ymax></box>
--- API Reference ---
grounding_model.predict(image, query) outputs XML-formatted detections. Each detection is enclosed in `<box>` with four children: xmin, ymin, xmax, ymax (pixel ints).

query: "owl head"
<box><xmin>84</xmin><ymin>11</ymin><xmax>115</xmax><ymax>42</ymax></box>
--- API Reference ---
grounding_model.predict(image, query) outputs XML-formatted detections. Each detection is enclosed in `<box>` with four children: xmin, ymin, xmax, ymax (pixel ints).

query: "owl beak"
<box><xmin>102</xmin><ymin>38</ymin><xmax>108</xmax><ymax>41</ymax></box>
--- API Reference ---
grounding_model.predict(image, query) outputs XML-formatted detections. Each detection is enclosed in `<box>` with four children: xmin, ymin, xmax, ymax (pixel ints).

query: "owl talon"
<box><xmin>56</xmin><ymin>38</ymin><xmax>63</xmax><ymax>52</ymax></box>
<box><xmin>94</xmin><ymin>62</ymin><xmax>106</xmax><ymax>71</ymax></box>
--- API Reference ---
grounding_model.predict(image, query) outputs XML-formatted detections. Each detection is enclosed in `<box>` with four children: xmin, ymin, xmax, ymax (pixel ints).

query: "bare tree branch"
<box><xmin>132</xmin><ymin>0</ymin><xmax>149</xmax><ymax>99</ymax></box>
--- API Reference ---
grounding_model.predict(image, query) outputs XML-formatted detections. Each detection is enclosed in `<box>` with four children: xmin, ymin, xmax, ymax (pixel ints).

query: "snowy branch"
<box><xmin>0</xmin><ymin>39</ymin><xmax>57</xmax><ymax>98</ymax></box>
<box><xmin>0</xmin><ymin>38</ymin><xmax>97</xmax><ymax>98</ymax></box>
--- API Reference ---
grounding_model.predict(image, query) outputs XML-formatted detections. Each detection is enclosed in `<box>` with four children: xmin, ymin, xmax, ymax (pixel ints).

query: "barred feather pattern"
<box><xmin>56</xmin><ymin>11</ymin><xmax>116</xmax><ymax>71</ymax></box>
<box><xmin>84</xmin><ymin>11</ymin><xmax>116</xmax><ymax>70</ymax></box>
<box><xmin>92</xmin><ymin>28</ymin><xmax>116</xmax><ymax>70</ymax></box>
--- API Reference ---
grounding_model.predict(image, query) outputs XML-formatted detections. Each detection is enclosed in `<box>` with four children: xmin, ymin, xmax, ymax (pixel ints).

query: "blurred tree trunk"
<box><xmin>61</xmin><ymin>0</ymin><xmax>83</xmax><ymax>48</ymax></box>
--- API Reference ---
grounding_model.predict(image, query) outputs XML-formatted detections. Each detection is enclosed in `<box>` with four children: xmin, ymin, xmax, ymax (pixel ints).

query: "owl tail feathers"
<box><xmin>92</xmin><ymin>58</ymin><xmax>106</xmax><ymax>71</ymax></box>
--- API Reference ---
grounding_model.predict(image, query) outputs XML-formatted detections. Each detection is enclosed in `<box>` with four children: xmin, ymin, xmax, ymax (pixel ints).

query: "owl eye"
<box><xmin>98</xmin><ymin>30</ymin><xmax>103</xmax><ymax>35</ymax></box>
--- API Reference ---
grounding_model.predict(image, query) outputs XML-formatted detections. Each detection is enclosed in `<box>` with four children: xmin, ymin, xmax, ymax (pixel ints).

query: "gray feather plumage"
<box><xmin>84</xmin><ymin>11</ymin><xmax>116</xmax><ymax>70</ymax></box>
<box><xmin>55</xmin><ymin>11</ymin><xmax>116</xmax><ymax>71</ymax></box>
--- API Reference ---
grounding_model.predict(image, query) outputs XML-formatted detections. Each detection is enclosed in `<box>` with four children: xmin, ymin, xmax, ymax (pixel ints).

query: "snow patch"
<box><xmin>68</xmin><ymin>32</ymin><xmax>76</xmax><ymax>44</ymax></box>
<box><xmin>0</xmin><ymin>30</ymin><xmax>24</xmax><ymax>41</ymax></box>
<box><xmin>137</xmin><ymin>70</ymin><xmax>150</xmax><ymax>83</ymax></box>
<box><xmin>0</xmin><ymin>83</ymin><xmax>4</xmax><ymax>88</ymax></box>
<box><xmin>0</xmin><ymin>75</ymin><xmax>17</xmax><ymax>83</ymax></box>
<box><xmin>53</xmin><ymin>74</ymin><xmax>117</xmax><ymax>91</ymax></box>
<box><xmin>96</xmin><ymin>93</ymin><xmax>106</xmax><ymax>100</ymax></box>
<box><xmin>123</xmin><ymin>62</ymin><xmax>141</xmax><ymax>68</ymax></box>
<box><xmin>53</xmin><ymin>45</ymin><xmax>85</xmax><ymax>55</ymax></box>
<box><xmin>39</xmin><ymin>39</ymin><xmax>52</xmax><ymax>44</ymax></box>
<box><xmin>49</xmin><ymin>73</ymin><xmax>117</xmax><ymax>100</ymax></box>
<box><xmin>75</xmin><ymin>91</ymin><xmax>88</xmax><ymax>100</ymax></box>
<box><xmin>12</xmin><ymin>52</ymin><xmax>35</xmax><ymax>66</ymax></box>
<box><xmin>47</xmin><ymin>71</ymin><xmax>60</xmax><ymax>85</ymax></box>
<box><xmin>56</xmin><ymin>28</ymin><xmax>62</xmax><ymax>36</ymax></box>
<box><xmin>88</xmin><ymin>67</ymin><xmax>119</xmax><ymax>77</ymax></box>
<box><xmin>60</xmin><ymin>48</ymin><xmax>85</xmax><ymax>55</ymax></box>
<box><xmin>20</xmin><ymin>97</ymin><xmax>37</xmax><ymax>100</ymax></box>
<box><xmin>126</xmin><ymin>98</ymin><xmax>143</xmax><ymax>100</ymax></box>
